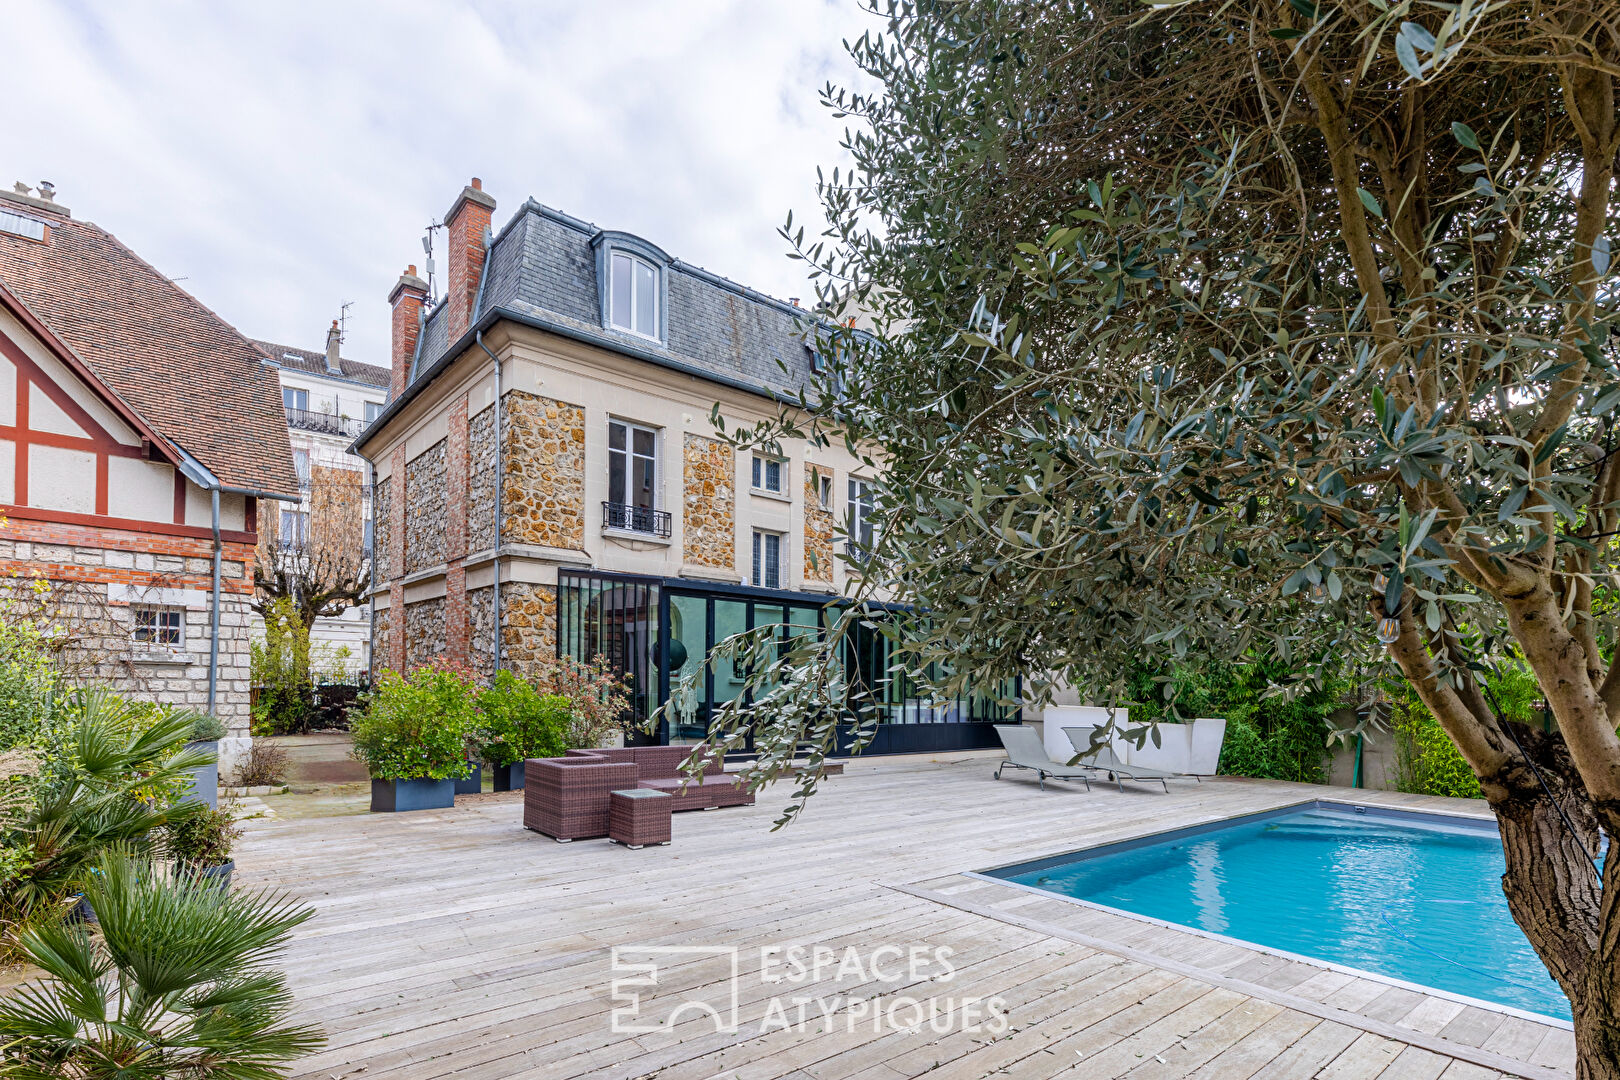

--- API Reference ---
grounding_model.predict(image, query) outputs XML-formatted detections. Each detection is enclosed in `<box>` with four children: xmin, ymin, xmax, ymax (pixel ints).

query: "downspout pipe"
<box><xmin>171</xmin><ymin>448</ymin><xmax>299</xmax><ymax>718</ymax></box>
<box><xmin>473</xmin><ymin>229</ymin><xmax>504</xmax><ymax>677</ymax></box>
<box><xmin>209</xmin><ymin>488</ymin><xmax>221</xmax><ymax>714</ymax></box>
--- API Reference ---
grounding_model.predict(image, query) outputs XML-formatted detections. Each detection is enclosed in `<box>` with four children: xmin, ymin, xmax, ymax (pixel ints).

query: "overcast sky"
<box><xmin>2</xmin><ymin>1</ymin><xmax>870</xmax><ymax>366</ymax></box>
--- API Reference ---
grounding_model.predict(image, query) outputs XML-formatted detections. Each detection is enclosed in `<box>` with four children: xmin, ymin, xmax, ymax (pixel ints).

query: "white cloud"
<box><xmin>0</xmin><ymin>0</ymin><xmax>871</xmax><ymax>365</ymax></box>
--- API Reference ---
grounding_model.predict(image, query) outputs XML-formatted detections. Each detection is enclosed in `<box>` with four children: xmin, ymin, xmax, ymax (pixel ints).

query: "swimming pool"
<box><xmin>985</xmin><ymin>802</ymin><xmax>1568</xmax><ymax>1021</ymax></box>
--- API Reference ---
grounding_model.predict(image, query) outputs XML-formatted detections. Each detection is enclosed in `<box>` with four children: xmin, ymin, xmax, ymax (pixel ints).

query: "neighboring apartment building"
<box><xmin>356</xmin><ymin>178</ymin><xmax>1008</xmax><ymax>754</ymax></box>
<box><xmin>251</xmin><ymin>323</ymin><xmax>389</xmax><ymax>672</ymax></box>
<box><xmin>0</xmin><ymin>183</ymin><xmax>299</xmax><ymax>773</ymax></box>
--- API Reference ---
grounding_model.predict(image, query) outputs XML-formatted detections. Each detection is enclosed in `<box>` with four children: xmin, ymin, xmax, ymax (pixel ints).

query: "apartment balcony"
<box><xmin>286</xmin><ymin>406</ymin><xmax>366</xmax><ymax>438</ymax></box>
<box><xmin>602</xmin><ymin>501</ymin><xmax>672</xmax><ymax>538</ymax></box>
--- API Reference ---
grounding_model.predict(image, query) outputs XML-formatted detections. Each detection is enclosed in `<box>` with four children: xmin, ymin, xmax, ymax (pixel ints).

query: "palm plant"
<box><xmin>0</xmin><ymin>853</ymin><xmax>323</xmax><ymax>1078</ymax></box>
<box><xmin>2</xmin><ymin>690</ymin><xmax>212</xmax><ymax>925</ymax></box>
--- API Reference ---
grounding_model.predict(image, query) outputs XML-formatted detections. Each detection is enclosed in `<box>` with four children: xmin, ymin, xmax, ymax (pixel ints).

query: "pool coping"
<box><xmin>962</xmin><ymin>796</ymin><xmax>1574</xmax><ymax>1032</ymax></box>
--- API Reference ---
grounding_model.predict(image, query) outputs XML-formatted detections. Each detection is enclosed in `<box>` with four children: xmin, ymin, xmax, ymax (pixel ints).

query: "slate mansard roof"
<box><xmin>411</xmin><ymin>200</ymin><xmax>822</xmax><ymax>401</ymax></box>
<box><xmin>0</xmin><ymin>190</ymin><xmax>300</xmax><ymax>498</ymax></box>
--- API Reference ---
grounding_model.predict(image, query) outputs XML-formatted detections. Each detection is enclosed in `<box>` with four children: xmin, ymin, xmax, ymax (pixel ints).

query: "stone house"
<box><xmin>356</xmin><ymin>178</ymin><xmax>1008</xmax><ymax>754</ymax></box>
<box><xmin>0</xmin><ymin>183</ymin><xmax>300</xmax><ymax>774</ymax></box>
<box><xmin>251</xmin><ymin>322</ymin><xmax>389</xmax><ymax>673</ymax></box>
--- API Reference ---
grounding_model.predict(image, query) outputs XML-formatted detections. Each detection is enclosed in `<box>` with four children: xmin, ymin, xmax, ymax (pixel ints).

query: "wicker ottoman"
<box><xmin>608</xmin><ymin>789</ymin><xmax>673</xmax><ymax>848</ymax></box>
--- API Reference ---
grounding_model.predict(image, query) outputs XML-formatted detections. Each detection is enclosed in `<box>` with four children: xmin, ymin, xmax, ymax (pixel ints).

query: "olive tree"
<box><xmin>673</xmin><ymin>1</ymin><xmax>1620</xmax><ymax>1069</ymax></box>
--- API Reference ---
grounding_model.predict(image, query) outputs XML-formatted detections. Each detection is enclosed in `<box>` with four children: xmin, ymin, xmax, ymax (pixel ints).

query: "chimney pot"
<box><xmin>471</xmin><ymin>177</ymin><xmax>482</xmax><ymax>190</ymax></box>
<box><xmin>790</xmin><ymin>298</ymin><xmax>801</xmax><ymax>307</ymax></box>
<box><xmin>325</xmin><ymin>320</ymin><xmax>343</xmax><ymax>375</ymax></box>
<box><xmin>37</xmin><ymin>181</ymin><xmax>55</xmax><ymax>202</ymax></box>
<box><xmin>407</xmin><ymin>264</ymin><xmax>417</xmax><ymax>276</ymax></box>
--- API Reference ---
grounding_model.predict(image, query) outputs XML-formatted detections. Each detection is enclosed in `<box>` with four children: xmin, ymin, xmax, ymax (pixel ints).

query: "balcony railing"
<box><xmin>286</xmin><ymin>406</ymin><xmax>366</xmax><ymax>438</ymax></box>
<box><xmin>602</xmin><ymin>501</ymin><xmax>672</xmax><ymax>538</ymax></box>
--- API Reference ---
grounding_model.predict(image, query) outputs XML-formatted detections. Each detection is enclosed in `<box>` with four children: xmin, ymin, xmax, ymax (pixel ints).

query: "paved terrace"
<box><xmin>236</xmin><ymin>752</ymin><xmax>1575</xmax><ymax>1080</ymax></box>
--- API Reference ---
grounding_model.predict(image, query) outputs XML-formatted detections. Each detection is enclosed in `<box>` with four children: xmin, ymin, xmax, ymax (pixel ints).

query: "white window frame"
<box><xmin>364</xmin><ymin>401</ymin><xmax>383</xmax><ymax>424</ymax></box>
<box><xmin>607</xmin><ymin>418</ymin><xmax>661</xmax><ymax>531</ymax></box>
<box><xmin>283</xmin><ymin>386</ymin><xmax>308</xmax><ymax>411</ymax></box>
<box><xmin>848</xmin><ymin>478</ymin><xmax>875</xmax><ymax>558</ymax></box>
<box><xmin>279</xmin><ymin>507</ymin><xmax>309</xmax><ymax>548</ymax></box>
<box><xmin>751</xmin><ymin>454</ymin><xmax>786</xmax><ymax>495</ymax></box>
<box><xmin>817</xmin><ymin>472</ymin><xmax>833</xmax><ymax>510</ymax></box>
<box><xmin>608</xmin><ymin>251</ymin><xmax>660</xmax><ymax>339</ymax></box>
<box><xmin>752</xmin><ymin>529</ymin><xmax>784</xmax><ymax>590</ymax></box>
<box><xmin>131</xmin><ymin>605</ymin><xmax>184</xmax><ymax>649</ymax></box>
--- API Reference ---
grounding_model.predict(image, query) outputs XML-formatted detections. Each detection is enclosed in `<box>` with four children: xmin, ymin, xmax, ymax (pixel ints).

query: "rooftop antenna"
<box><xmin>338</xmin><ymin>300</ymin><xmax>354</xmax><ymax>343</ymax></box>
<box><xmin>422</xmin><ymin>221</ymin><xmax>443</xmax><ymax>302</ymax></box>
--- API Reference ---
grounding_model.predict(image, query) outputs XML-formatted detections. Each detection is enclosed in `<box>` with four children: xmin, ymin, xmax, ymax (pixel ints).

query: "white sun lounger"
<box><xmin>1062</xmin><ymin>725</ymin><xmax>1179</xmax><ymax>793</ymax></box>
<box><xmin>994</xmin><ymin>725</ymin><xmax>1094</xmax><ymax>791</ymax></box>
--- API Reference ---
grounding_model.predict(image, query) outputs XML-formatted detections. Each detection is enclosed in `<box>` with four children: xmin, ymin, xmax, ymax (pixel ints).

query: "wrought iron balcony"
<box><xmin>285</xmin><ymin>406</ymin><xmax>366</xmax><ymax>438</ymax></box>
<box><xmin>602</xmin><ymin>501</ymin><xmax>672</xmax><ymax>538</ymax></box>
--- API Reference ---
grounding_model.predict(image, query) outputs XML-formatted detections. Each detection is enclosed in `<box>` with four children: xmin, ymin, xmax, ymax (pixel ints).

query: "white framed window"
<box><xmin>752</xmin><ymin>530</ymin><xmax>783</xmax><ymax>590</ymax></box>
<box><xmin>132</xmin><ymin>605</ymin><xmax>183</xmax><ymax>649</ymax></box>
<box><xmin>751</xmin><ymin>455</ymin><xmax>785</xmax><ymax>495</ymax></box>
<box><xmin>292</xmin><ymin>449</ymin><xmax>311</xmax><ymax>483</ymax></box>
<box><xmin>279</xmin><ymin>508</ymin><xmax>309</xmax><ymax>548</ymax></box>
<box><xmin>608</xmin><ymin>251</ymin><xmax>659</xmax><ymax>338</ymax></box>
<box><xmin>364</xmin><ymin>401</ymin><xmax>383</xmax><ymax>424</ymax></box>
<box><xmin>817</xmin><ymin>472</ymin><xmax>833</xmax><ymax>509</ymax></box>
<box><xmin>283</xmin><ymin>386</ymin><xmax>308</xmax><ymax>411</ymax></box>
<box><xmin>848</xmin><ymin>478</ymin><xmax>875</xmax><ymax>558</ymax></box>
<box><xmin>607</xmin><ymin>419</ymin><xmax>661</xmax><ymax>534</ymax></box>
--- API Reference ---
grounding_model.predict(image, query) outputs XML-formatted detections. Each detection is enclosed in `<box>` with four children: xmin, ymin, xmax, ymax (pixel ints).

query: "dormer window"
<box><xmin>593</xmin><ymin>231</ymin><xmax>669</xmax><ymax>342</ymax></box>
<box><xmin>609</xmin><ymin>252</ymin><xmax>658</xmax><ymax>337</ymax></box>
<box><xmin>0</xmin><ymin>209</ymin><xmax>46</xmax><ymax>242</ymax></box>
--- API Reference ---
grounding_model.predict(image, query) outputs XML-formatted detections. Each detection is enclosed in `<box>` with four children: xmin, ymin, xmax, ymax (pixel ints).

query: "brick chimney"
<box><xmin>388</xmin><ymin>265</ymin><xmax>428</xmax><ymax>400</ymax></box>
<box><xmin>444</xmin><ymin>177</ymin><xmax>496</xmax><ymax>342</ymax></box>
<box><xmin>325</xmin><ymin>319</ymin><xmax>343</xmax><ymax>374</ymax></box>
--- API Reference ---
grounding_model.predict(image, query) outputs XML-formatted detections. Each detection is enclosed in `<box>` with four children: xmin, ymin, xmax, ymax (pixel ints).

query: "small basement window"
<box><xmin>132</xmin><ymin>606</ymin><xmax>183</xmax><ymax>649</ymax></box>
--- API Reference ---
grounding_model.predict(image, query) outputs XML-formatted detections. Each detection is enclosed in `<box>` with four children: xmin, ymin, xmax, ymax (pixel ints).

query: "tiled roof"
<box><xmin>411</xmin><ymin>200</ymin><xmax>821</xmax><ymax>398</ymax></box>
<box><xmin>0</xmin><ymin>194</ymin><xmax>299</xmax><ymax>498</ymax></box>
<box><xmin>252</xmin><ymin>339</ymin><xmax>390</xmax><ymax>389</ymax></box>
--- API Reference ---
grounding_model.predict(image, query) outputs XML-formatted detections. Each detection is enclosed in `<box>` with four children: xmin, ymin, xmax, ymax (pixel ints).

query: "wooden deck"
<box><xmin>228</xmin><ymin>752</ymin><xmax>1574</xmax><ymax>1080</ymax></box>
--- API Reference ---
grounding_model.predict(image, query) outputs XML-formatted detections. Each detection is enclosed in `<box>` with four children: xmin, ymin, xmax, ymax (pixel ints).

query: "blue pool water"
<box><xmin>991</xmin><ymin>804</ymin><xmax>1568</xmax><ymax>1020</ymax></box>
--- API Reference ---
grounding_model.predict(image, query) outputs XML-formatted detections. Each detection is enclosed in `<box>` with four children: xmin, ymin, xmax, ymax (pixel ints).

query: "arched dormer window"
<box><xmin>592</xmin><ymin>232</ymin><xmax>669</xmax><ymax>343</ymax></box>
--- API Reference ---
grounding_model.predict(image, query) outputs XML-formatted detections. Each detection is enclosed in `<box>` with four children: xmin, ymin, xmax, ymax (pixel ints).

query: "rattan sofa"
<box><xmin>524</xmin><ymin>746</ymin><xmax>754</xmax><ymax>841</ymax></box>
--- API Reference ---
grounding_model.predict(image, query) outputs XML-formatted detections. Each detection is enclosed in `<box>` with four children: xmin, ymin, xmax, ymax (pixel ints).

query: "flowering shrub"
<box><xmin>541</xmin><ymin>655</ymin><xmax>632</xmax><ymax>750</ymax></box>
<box><xmin>476</xmin><ymin>672</ymin><xmax>570</xmax><ymax>766</ymax></box>
<box><xmin>349</xmin><ymin>663</ymin><xmax>478</xmax><ymax>781</ymax></box>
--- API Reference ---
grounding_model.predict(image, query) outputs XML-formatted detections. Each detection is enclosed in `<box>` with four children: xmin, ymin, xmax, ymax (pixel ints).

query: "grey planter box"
<box><xmin>490</xmin><ymin>762</ymin><xmax>525</xmax><ymax>791</ymax></box>
<box><xmin>370</xmin><ymin>778</ymin><xmax>455</xmax><ymax>812</ymax></box>
<box><xmin>187</xmin><ymin>859</ymin><xmax>235</xmax><ymax>891</ymax></box>
<box><xmin>183</xmin><ymin>740</ymin><xmax>219</xmax><ymax>809</ymax></box>
<box><xmin>454</xmin><ymin>766</ymin><xmax>482</xmax><ymax>796</ymax></box>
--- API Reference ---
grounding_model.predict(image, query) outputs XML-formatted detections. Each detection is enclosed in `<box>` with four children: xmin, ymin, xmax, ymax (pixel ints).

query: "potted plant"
<box><xmin>349</xmin><ymin>663</ymin><xmax>476</xmax><ymax>811</ymax></box>
<box><xmin>475</xmin><ymin>671</ymin><xmax>571</xmax><ymax>791</ymax></box>
<box><xmin>166</xmin><ymin>805</ymin><xmax>241</xmax><ymax>890</ymax></box>
<box><xmin>182</xmin><ymin>712</ymin><xmax>226</xmax><ymax>808</ymax></box>
<box><xmin>0</xmin><ymin>854</ymin><xmax>323</xmax><ymax>1075</ymax></box>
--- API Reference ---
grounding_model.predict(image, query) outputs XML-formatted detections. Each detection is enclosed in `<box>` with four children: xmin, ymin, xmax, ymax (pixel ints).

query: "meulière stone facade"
<box><xmin>503</xmin><ymin>391</ymin><xmax>585</xmax><ymax>550</ymax></box>
<box><xmin>500</xmin><ymin>581</ymin><xmax>556</xmax><ymax>680</ymax></box>
<box><xmin>403</xmin><ymin>596</ymin><xmax>446</xmax><ymax>669</ymax></box>
<box><xmin>404</xmin><ymin>439</ymin><xmax>447</xmax><ymax>573</ymax></box>
<box><xmin>372</xmin><ymin>476</ymin><xmax>392</xmax><ymax>581</ymax></box>
<box><xmin>682</xmin><ymin>433</ymin><xmax>734</xmax><ymax>569</ymax></box>
<box><xmin>803</xmin><ymin>469</ymin><xmax>834</xmax><ymax>584</ymax></box>
<box><xmin>467</xmin><ymin>406</ymin><xmax>497</xmax><ymax>553</ymax></box>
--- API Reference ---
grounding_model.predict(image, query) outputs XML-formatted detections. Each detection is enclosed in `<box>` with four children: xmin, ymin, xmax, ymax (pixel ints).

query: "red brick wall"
<box><xmin>389</xmin><ymin>271</ymin><xmax>426</xmax><ymax>400</ymax></box>
<box><xmin>444</xmin><ymin>396</ymin><xmax>469</xmax><ymax>663</ymax></box>
<box><xmin>0</xmin><ymin>516</ymin><xmax>253</xmax><ymax>593</ymax></box>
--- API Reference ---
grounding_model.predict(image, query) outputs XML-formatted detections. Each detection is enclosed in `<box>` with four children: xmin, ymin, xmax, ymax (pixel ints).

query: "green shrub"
<box><xmin>0</xmin><ymin>614</ymin><xmax>60</xmax><ymax>755</ymax></box>
<box><xmin>166</xmin><ymin>805</ymin><xmax>240</xmax><ymax>868</ymax></box>
<box><xmin>1122</xmin><ymin>656</ymin><xmax>1343</xmax><ymax>783</ymax></box>
<box><xmin>476</xmin><ymin>672</ymin><xmax>570</xmax><ymax>766</ymax></box>
<box><xmin>349</xmin><ymin>663</ymin><xmax>477</xmax><ymax>780</ymax></box>
<box><xmin>189</xmin><ymin>713</ymin><xmax>227</xmax><ymax>743</ymax></box>
<box><xmin>1391</xmin><ymin>688</ymin><xmax>1485</xmax><ymax>799</ymax></box>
